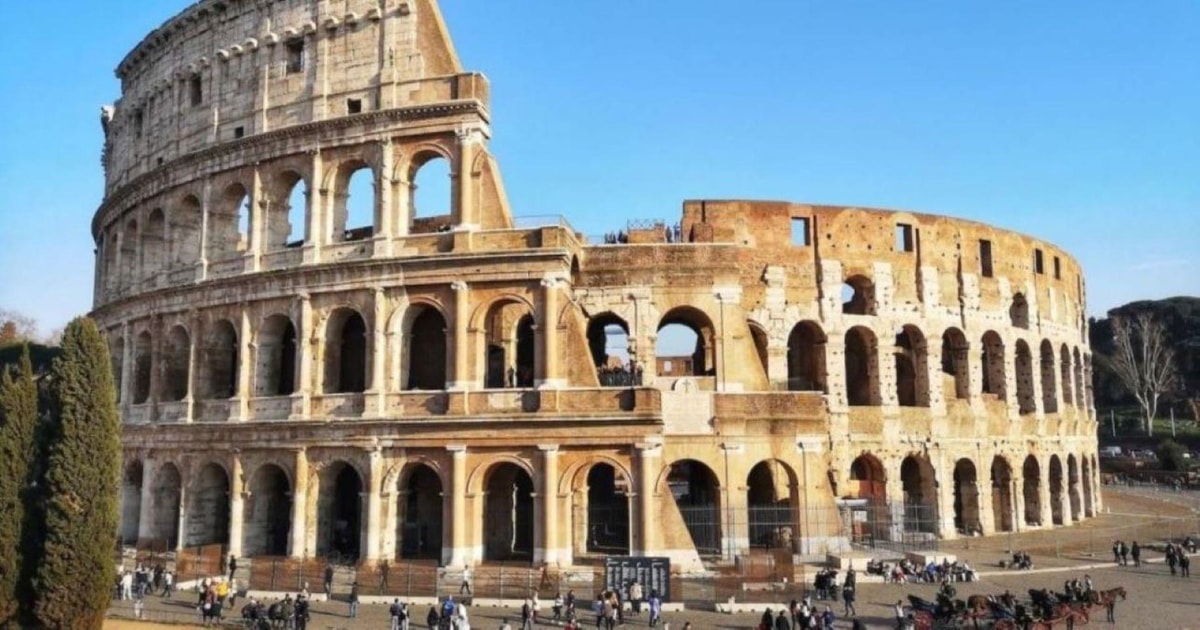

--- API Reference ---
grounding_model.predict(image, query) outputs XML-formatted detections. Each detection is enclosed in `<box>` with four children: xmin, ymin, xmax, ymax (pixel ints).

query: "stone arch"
<box><xmin>201</xmin><ymin>319</ymin><xmax>239</xmax><ymax>400</ymax></box>
<box><xmin>952</xmin><ymin>458</ymin><xmax>981</xmax><ymax>535</ymax></box>
<box><xmin>1067</xmin><ymin>453</ymin><xmax>1081</xmax><ymax>522</ymax></box>
<box><xmin>397</xmin><ymin>462</ymin><xmax>445</xmax><ymax>559</ymax></box>
<box><xmin>787</xmin><ymin>321</ymin><xmax>827</xmax><ymax>392</ymax></box>
<box><xmin>1010</xmin><ymin>292</ymin><xmax>1030</xmax><ymax>329</ymax></box>
<box><xmin>656</xmin><ymin>306</ymin><xmax>717</xmax><ymax>378</ymax></box>
<box><xmin>848</xmin><ymin>453</ymin><xmax>886</xmax><ymax>501</ymax></box>
<box><xmin>980</xmin><ymin>331</ymin><xmax>1006</xmax><ymax>400</ymax></box>
<box><xmin>121</xmin><ymin>459</ymin><xmax>144</xmax><ymax>545</ymax></box>
<box><xmin>209</xmin><ymin>182</ymin><xmax>251</xmax><ymax>260</ymax></box>
<box><xmin>481</xmin><ymin>461</ymin><xmax>536</xmax><ymax>561</ymax></box>
<box><xmin>940</xmin><ymin>327</ymin><xmax>969</xmax><ymax>400</ymax></box>
<box><xmin>991</xmin><ymin>455</ymin><xmax>1015</xmax><ymax>533</ymax></box>
<box><xmin>747</xmin><ymin>320</ymin><xmax>770</xmax><ymax>382</ymax></box>
<box><xmin>467</xmin><ymin>455</ymin><xmax>537</xmax><ymax>495</ymax></box>
<box><xmin>1022</xmin><ymin>455</ymin><xmax>1042</xmax><ymax>526</ymax></box>
<box><xmin>1039</xmin><ymin>340</ymin><xmax>1058</xmax><ymax>413</ymax></box>
<box><xmin>576</xmin><ymin>461</ymin><xmax>632</xmax><ymax>556</ymax></box>
<box><xmin>186</xmin><ymin>462</ymin><xmax>230</xmax><ymax>548</ymax></box>
<box><xmin>662</xmin><ymin>459</ymin><xmax>722</xmax><ymax>556</ymax></box>
<box><xmin>587</xmin><ymin>312</ymin><xmax>633</xmax><ymax>385</ymax></box>
<box><xmin>901</xmin><ymin>455</ymin><xmax>937</xmax><ymax>534</ymax></box>
<box><xmin>746</xmin><ymin>459</ymin><xmax>799</xmax><ymax>550</ymax></box>
<box><xmin>151</xmin><ymin>462</ymin><xmax>182</xmax><ymax>549</ymax></box>
<box><xmin>844</xmin><ymin>326</ymin><xmax>880</xmax><ymax>406</ymax></box>
<box><xmin>142</xmin><ymin>208</ymin><xmax>167</xmax><ymax>280</ymax></box>
<box><xmin>1049</xmin><ymin>455</ymin><xmax>1065</xmax><ymax>526</ymax></box>
<box><xmin>894</xmin><ymin>324</ymin><xmax>930</xmax><ymax>407</ymax></box>
<box><xmin>110</xmin><ymin>334</ymin><xmax>125</xmax><ymax>402</ymax></box>
<box><xmin>324</xmin><ymin>307</ymin><xmax>368</xmax><ymax>394</ymax></box>
<box><xmin>121</xmin><ymin>219</ymin><xmax>139</xmax><ymax>287</ymax></box>
<box><xmin>1059</xmin><ymin>343</ymin><xmax>1075</xmax><ymax>407</ymax></box>
<box><xmin>268</xmin><ymin>170</ymin><xmax>308</xmax><ymax>250</ymax></box>
<box><xmin>330</xmin><ymin>159</ymin><xmax>377</xmax><ymax>242</ymax></box>
<box><xmin>243</xmin><ymin>463</ymin><xmax>292</xmax><ymax>556</ymax></box>
<box><xmin>317</xmin><ymin>460</ymin><xmax>365</xmax><ymax>559</ymax></box>
<box><xmin>842</xmin><ymin>275</ymin><xmax>875</xmax><ymax>315</ymax></box>
<box><xmin>172</xmin><ymin>194</ymin><xmax>202</xmax><ymax>268</ymax></box>
<box><xmin>1014</xmin><ymin>339</ymin><xmax>1036</xmax><ymax>415</ymax></box>
<box><xmin>476</xmin><ymin>296</ymin><xmax>538</xmax><ymax>388</ymax></box>
<box><xmin>404</xmin><ymin>304</ymin><xmax>448</xmax><ymax>390</ymax></box>
<box><xmin>257</xmin><ymin>314</ymin><xmax>297</xmax><ymax>396</ymax></box>
<box><xmin>163</xmin><ymin>325</ymin><xmax>191</xmax><ymax>402</ymax></box>
<box><xmin>133</xmin><ymin>330</ymin><xmax>152</xmax><ymax>405</ymax></box>
<box><xmin>411</xmin><ymin>153</ymin><xmax>452</xmax><ymax>219</ymax></box>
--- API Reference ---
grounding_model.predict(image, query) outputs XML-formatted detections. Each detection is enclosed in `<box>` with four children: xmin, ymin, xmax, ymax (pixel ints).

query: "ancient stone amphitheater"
<box><xmin>94</xmin><ymin>0</ymin><xmax>1099</xmax><ymax>572</ymax></box>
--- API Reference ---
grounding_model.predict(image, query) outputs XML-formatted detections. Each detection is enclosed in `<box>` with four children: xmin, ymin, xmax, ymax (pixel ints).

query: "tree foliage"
<box><xmin>0</xmin><ymin>347</ymin><xmax>39</xmax><ymax>625</ymax></box>
<box><xmin>1157</xmin><ymin>439</ymin><xmax>1189</xmax><ymax>472</ymax></box>
<box><xmin>32</xmin><ymin>318</ymin><xmax>121</xmax><ymax>629</ymax></box>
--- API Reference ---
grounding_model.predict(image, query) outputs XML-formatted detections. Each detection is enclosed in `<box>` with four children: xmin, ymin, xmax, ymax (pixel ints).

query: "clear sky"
<box><xmin>1</xmin><ymin>1</ymin><xmax>1197</xmax><ymax>337</ymax></box>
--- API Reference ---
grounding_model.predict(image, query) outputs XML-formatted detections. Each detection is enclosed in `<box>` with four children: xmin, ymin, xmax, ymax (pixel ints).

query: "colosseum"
<box><xmin>93</xmin><ymin>0</ymin><xmax>1100</xmax><ymax>575</ymax></box>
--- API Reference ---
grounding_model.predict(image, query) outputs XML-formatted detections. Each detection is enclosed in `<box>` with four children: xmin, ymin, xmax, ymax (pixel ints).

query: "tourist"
<box><xmin>324</xmin><ymin>565</ymin><xmax>335</xmax><ymax>598</ymax></box>
<box><xmin>228</xmin><ymin>554</ymin><xmax>238</xmax><ymax>580</ymax></box>
<box><xmin>629</xmin><ymin>579</ymin><xmax>643</xmax><ymax>616</ymax></box>
<box><xmin>647</xmin><ymin>589</ymin><xmax>662</xmax><ymax>627</ymax></box>
<box><xmin>1119</xmin><ymin>541</ymin><xmax>1130</xmax><ymax>566</ymax></box>
<box><xmin>842</xmin><ymin>581</ymin><xmax>856</xmax><ymax>617</ymax></box>
<box><xmin>775</xmin><ymin>609</ymin><xmax>791</xmax><ymax>630</ymax></box>
<box><xmin>822</xmin><ymin>605</ymin><xmax>835</xmax><ymax>629</ymax></box>
<box><xmin>461</xmin><ymin>564</ymin><xmax>473</xmax><ymax>595</ymax></box>
<box><xmin>133</xmin><ymin>590</ymin><xmax>145</xmax><ymax>620</ymax></box>
<box><xmin>427</xmin><ymin>605</ymin><xmax>440</xmax><ymax>630</ymax></box>
<box><xmin>521</xmin><ymin>598</ymin><xmax>533</xmax><ymax>630</ymax></box>
<box><xmin>348</xmin><ymin>582</ymin><xmax>359</xmax><ymax>618</ymax></box>
<box><xmin>1167</xmin><ymin>544</ymin><xmax>1178</xmax><ymax>575</ymax></box>
<box><xmin>553</xmin><ymin>592</ymin><xmax>564</xmax><ymax>621</ymax></box>
<box><xmin>1132</xmin><ymin>541</ymin><xmax>1142</xmax><ymax>567</ymax></box>
<box><xmin>163</xmin><ymin>569</ymin><xmax>174</xmax><ymax>598</ymax></box>
<box><xmin>295</xmin><ymin>594</ymin><xmax>310</xmax><ymax>630</ymax></box>
<box><xmin>1181</xmin><ymin>551</ymin><xmax>1191</xmax><ymax>577</ymax></box>
<box><xmin>894</xmin><ymin>600</ymin><xmax>905</xmax><ymax>629</ymax></box>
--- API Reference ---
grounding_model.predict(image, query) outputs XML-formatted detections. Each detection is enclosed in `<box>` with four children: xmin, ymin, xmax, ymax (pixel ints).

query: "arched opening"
<box><xmin>186</xmin><ymin>463</ymin><xmax>230</xmax><ymax>548</ymax></box>
<box><xmin>151</xmin><ymin>463</ymin><xmax>182</xmax><ymax>549</ymax></box>
<box><xmin>1009</xmin><ymin>293</ymin><xmax>1030</xmax><ymax>329</ymax></box>
<box><xmin>412</xmin><ymin>156</ymin><xmax>452</xmax><ymax>219</ymax></box>
<box><xmin>842</xmin><ymin>276</ymin><xmax>875</xmax><ymax>315</ymax></box>
<box><xmin>1072</xmin><ymin>349</ymin><xmax>1084</xmax><ymax>410</ymax></box>
<box><xmin>953</xmin><ymin>459</ymin><xmax>981</xmax><ymax>535</ymax></box>
<box><xmin>900</xmin><ymin>456</ymin><xmax>937</xmax><ymax>534</ymax></box>
<box><xmin>665</xmin><ymin>460</ymin><xmax>722</xmax><ymax>555</ymax></box>
<box><xmin>121</xmin><ymin>220</ymin><xmax>138</xmax><ymax>287</ymax></box>
<box><xmin>787</xmin><ymin>321</ymin><xmax>827</xmax><ymax>392</ymax></box>
<box><xmin>1049</xmin><ymin>455</ymin><xmax>1065</xmax><ymax>526</ymax></box>
<box><xmin>334</xmin><ymin>163</ymin><xmax>376</xmax><ymax>242</ymax></box>
<box><xmin>1014</xmin><ymin>340</ymin><xmax>1035</xmax><ymax>415</ymax></box>
<box><xmin>399</xmin><ymin>464</ymin><xmax>444</xmax><ymax>560</ymax></box>
<box><xmin>941</xmin><ymin>328</ymin><xmax>969</xmax><ymax>400</ymax></box>
<box><xmin>748</xmin><ymin>322</ymin><xmax>770</xmax><ymax>382</ymax></box>
<box><xmin>163</xmin><ymin>326</ymin><xmax>191</xmax><ymax>402</ymax></box>
<box><xmin>103</xmin><ymin>232</ymin><xmax>119</xmax><ymax>291</ymax></box>
<box><xmin>1040</xmin><ymin>340</ymin><xmax>1057</xmax><ymax>413</ymax></box>
<box><xmin>143</xmin><ymin>209</ymin><xmax>166</xmax><ymax>280</ymax></box>
<box><xmin>133</xmin><ymin>331</ymin><xmax>152</xmax><ymax>405</ymax></box>
<box><xmin>111</xmin><ymin>336</ymin><xmax>125</xmax><ymax>403</ymax></box>
<box><xmin>588</xmin><ymin>313</ymin><xmax>635</xmax><ymax>386</ymax></box>
<box><xmin>991</xmin><ymin>456</ymin><xmax>1014</xmax><ymax>533</ymax></box>
<box><xmin>269</xmin><ymin>172</ymin><xmax>308</xmax><ymax>250</ymax></box>
<box><xmin>121</xmin><ymin>460</ymin><xmax>144</xmax><ymax>545</ymax></box>
<box><xmin>324</xmin><ymin>308</ymin><xmax>368</xmax><ymax>394</ymax></box>
<box><xmin>482</xmin><ymin>300</ymin><xmax>536</xmax><ymax>388</ymax></box>
<box><xmin>844</xmin><ymin>326</ymin><xmax>879</xmax><ymax>406</ymax></box>
<box><xmin>171</xmin><ymin>195</ymin><xmax>202</xmax><ymax>268</ymax></box>
<box><xmin>406</xmin><ymin>307</ymin><xmax>448</xmax><ymax>390</ymax></box>
<box><xmin>849</xmin><ymin>455</ymin><xmax>886</xmax><ymax>502</ymax></box>
<box><xmin>894</xmin><ymin>325</ymin><xmax>929</xmax><ymax>407</ymax></box>
<box><xmin>1081</xmin><ymin>456</ymin><xmax>1094</xmax><ymax>517</ymax></box>
<box><xmin>202</xmin><ymin>320</ymin><xmax>239</xmax><ymax>400</ymax></box>
<box><xmin>1067</xmin><ymin>454</ymin><xmax>1081</xmax><ymax>522</ymax></box>
<box><xmin>1059</xmin><ymin>344</ymin><xmax>1074</xmax><ymax>407</ymax></box>
<box><xmin>746</xmin><ymin>460</ymin><xmax>797</xmax><ymax>550</ymax></box>
<box><xmin>1022</xmin><ymin>455</ymin><xmax>1042</xmax><ymax>527</ymax></box>
<box><xmin>586</xmin><ymin>464</ymin><xmax>630</xmax><ymax>555</ymax></box>
<box><xmin>656</xmin><ymin>307</ymin><xmax>716</xmax><ymax>380</ymax></box>
<box><xmin>318</xmin><ymin>462</ymin><xmax>363</xmax><ymax>559</ymax></box>
<box><xmin>980</xmin><ymin>331</ymin><xmax>1006</xmax><ymax>400</ymax></box>
<box><xmin>210</xmin><ymin>183</ymin><xmax>250</xmax><ymax>260</ymax></box>
<box><xmin>257</xmin><ymin>315</ymin><xmax>297</xmax><ymax>396</ymax></box>
<box><xmin>483</xmin><ymin>463</ymin><xmax>535</xmax><ymax>561</ymax></box>
<box><xmin>244</xmin><ymin>464</ymin><xmax>292</xmax><ymax>557</ymax></box>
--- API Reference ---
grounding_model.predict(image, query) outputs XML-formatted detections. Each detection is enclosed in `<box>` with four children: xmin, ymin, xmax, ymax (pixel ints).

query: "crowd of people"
<box><xmin>863</xmin><ymin>557</ymin><xmax>978</xmax><ymax>584</ymax></box>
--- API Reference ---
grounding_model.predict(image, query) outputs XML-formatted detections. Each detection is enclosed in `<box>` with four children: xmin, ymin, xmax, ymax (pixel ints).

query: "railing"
<box><xmin>321</xmin><ymin>239</ymin><xmax>372</xmax><ymax>262</ymax></box>
<box><xmin>512</xmin><ymin>214</ymin><xmax>576</xmax><ymax>232</ymax></box>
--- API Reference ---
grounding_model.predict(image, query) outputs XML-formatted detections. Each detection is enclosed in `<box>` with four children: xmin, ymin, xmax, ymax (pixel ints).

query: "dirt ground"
<box><xmin>106</xmin><ymin>486</ymin><xmax>1200</xmax><ymax>629</ymax></box>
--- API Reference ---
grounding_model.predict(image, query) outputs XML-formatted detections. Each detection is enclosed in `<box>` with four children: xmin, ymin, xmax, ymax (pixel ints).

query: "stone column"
<box><xmin>237</xmin><ymin>307</ymin><xmax>253</xmax><ymax>421</ymax></box>
<box><xmin>455</xmin><ymin>128</ymin><xmax>480</xmax><ymax>229</ymax></box>
<box><xmin>537</xmin><ymin>445</ymin><xmax>560</xmax><ymax>564</ymax></box>
<box><xmin>249</xmin><ymin>165</ymin><xmax>265</xmax><ymax>272</ymax></box>
<box><xmin>635</xmin><ymin>443</ymin><xmax>661</xmax><ymax>556</ymax></box>
<box><xmin>228</xmin><ymin>454</ymin><xmax>245</xmax><ymax>558</ymax></box>
<box><xmin>294</xmin><ymin>293</ymin><xmax>314</xmax><ymax>418</ymax></box>
<box><xmin>720</xmin><ymin>443</ymin><xmax>748</xmax><ymax>558</ymax></box>
<box><xmin>120</xmin><ymin>322</ymin><xmax>134</xmax><ymax>412</ymax></box>
<box><xmin>450</xmin><ymin>282</ymin><xmax>470</xmax><ymax>389</ymax></box>
<box><xmin>365</xmin><ymin>447</ymin><xmax>384</xmax><ymax>562</ymax></box>
<box><xmin>137</xmin><ymin>457</ymin><xmax>157</xmax><ymax>545</ymax></box>
<box><xmin>199</xmin><ymin>177</ymin><xmax>212</xmax><ymax>280</ymax></box>
<box><xmin>374</xmin><ymin>140</ymin><xmax>394</xmax><ymax>257</ymax></box>
<box><xmin>447</xmin><ymin>445</ymin><xmax>468</xmax><ymax>566</ymax></box>
<box><xmin>1037</xmin><ymin>457</ymin><xmax>1053</xmax><ymax>528</ymax></box>
<box><xmin>1003</xmin><ymin>338</ymin><xmax>1020</xmax><ymax>420</ymax></box>
<box><xmin>303</xmin><ymin>150</ymin><xmax>325</xmax><ymax>264</ymax></box>
<box><xmin>1011</xmin><ymin>474</ymin><xmax>1025</xmax><ymax>531</ymax></box>
<box><xmin>369</xmin><ymin>287</ymin><xmax>388</xmax><ymax>414</ymax></box>
<box><xmin>538</xmin><ymin>277</ymin><xmax>564</xmax><ymax>388</ymax></box>
<box><xmin>976</xmin><ymin>458</ymin><xmax>996</xmax><ymax>535</ymax></box>
<box><xmin>185</xmin><ymin>312</ymin><xmax>200</xmax><ymax>423</ymax></box>
<box><xmin>176</xmin><ymin>483</ymin><xmax>189</xmax><ymax>552</ymax></box>
<box><xmin>289</xmin><ymin>448</ymin><xmax>309</xmax><ymax>559</ymax></box>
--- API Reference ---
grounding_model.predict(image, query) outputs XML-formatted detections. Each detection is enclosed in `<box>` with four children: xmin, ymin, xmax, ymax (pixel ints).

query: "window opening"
<box><xmin>286</xmin><ymin>40</ymin><xmax>305</xmax><ymax>74</ymax></box>
<box><xmin>979</xmin><ymin>239</ymin><xmax>993</xmax><ymax>278</ymax></box>
<box><xmin>895</xmin><ymin>223</ymin><xmax>914</xmax><ymax>252</ymax></box>
<box><xmin>790</xmin><ymin>217</ymin><xmax>810</xmax><ymax>246</ymax></box>
<box><xmin>347</xmin><ymin>99</ymin><xmax>363</xmax><ymax>114</ymax></box>
<box><xmin>189</xmin><ymin>76</ymin><xmax>203</xmax><ymax>107</ymax></box>
<box><xmin>1034</xmin><ymin>249</ymin><xmax>1045</xmax><ymax>274</ymax></box>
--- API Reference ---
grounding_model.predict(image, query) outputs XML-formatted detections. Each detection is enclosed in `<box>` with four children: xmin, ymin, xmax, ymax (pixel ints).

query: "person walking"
<box><xmin>427</xmin><ymin>605</ymin><xmax>440</xmax><ymax>630</ymax></box>
<box><xmin>1119</xmin><ymin>542</ymin><xmax>1129</xmax><ymax>566</ymax></box>
<box><xmin>324</xmin><ymin>565</ymin><xmax>335</xmax><ymax>598</ymax></box>
<box><xmin>228</xmin><ymin>554</ymin><xmax>238</xmax><ymax>581</ymax></box>
<box><xmin>1131</xmin><ymin>541</ymin><xmax>1142</xmax><ymax>567</ymax></box>
<box><xmin>628</xmin><ymin>580</ymin><xmax>643</xmax><ymax>617</ymax></box>
<box><xmin>842</xmin><ymin>581</ymin><xmax>857</xmax><ymax>617</ymax></box>
<box><xmin>647</xmin><ymin>590</ymin><xmax>662</xmax><ymax>628</ymax></box>
<box><xmin>1111</xmin><ymin>541</ymin><xmax>1120</xmax><ymax>564</ymax></box>
<box><xmin>1181</xmin><ymin>552</ymin><xmax>1191</xmax><ymax>578</ymax></box>
<box><xmin>775</xmin><ymin>609</ymin><xmax>792</xmax><ymax>630</ymax></box>
<box><xmin>1167</xmin><ymin>545</ymin><xmax>1178</xmax><ymax>575</ymax></box>
<box><xmin>348</xmin><ymin>582</ymin><xmax>359</xmax><ymax>618</ymax></box>
<box><xmin>894</xmin><ymin>600</ymin><xmax>906</xmax><ymax>629</ymax></box>
<box><xmin>460</xmin><ymin>564</ymin><xmax>473</xmax><ymax>596</ymax></box>
<box><xmin>391</xmin><ymin>599</ymin><xmax>404</xmax><ymax>630</ymax></box>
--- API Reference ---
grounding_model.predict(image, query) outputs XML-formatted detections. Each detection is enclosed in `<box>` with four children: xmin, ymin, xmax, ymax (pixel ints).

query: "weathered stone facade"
<box><xmin>94</xmin><ymin>0</ymin><xmax>1099</xmax><ymax>571</ymax></box>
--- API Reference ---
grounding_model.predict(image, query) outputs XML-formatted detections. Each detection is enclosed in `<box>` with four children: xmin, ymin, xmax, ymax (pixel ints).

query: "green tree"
<box><xmin>32</xmin><ymin>318</ymin><xmax>121</xmax><ymax>629</ymax></box>
<box><xmin>1157</xmin><ymin>439</ymin><xmax>1189</xmax><ymax>472</ymax></box>
<box><xmin>0</xmin><ymin>347</ymin><xmax>39</xmax><ymax>625</ymax></box>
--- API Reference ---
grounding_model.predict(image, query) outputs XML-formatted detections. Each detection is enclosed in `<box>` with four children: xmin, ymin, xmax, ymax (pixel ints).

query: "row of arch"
<box><xmin>100</xmin><ymin>154</ymin><xmax>453</xmax><ymax>292</ymax></box>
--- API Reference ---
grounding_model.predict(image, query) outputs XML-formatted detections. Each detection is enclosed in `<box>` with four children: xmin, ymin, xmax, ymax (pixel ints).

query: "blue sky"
<box><xmin>1</xmin><ymin>1</ymin><xmax>1197</xmax><ymax>337</ymax></box>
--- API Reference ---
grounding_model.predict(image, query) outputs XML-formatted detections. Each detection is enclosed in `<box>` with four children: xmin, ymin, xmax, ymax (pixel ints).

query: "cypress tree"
<box><xmin>0</xmin><ymin>346</ymin><xmax>38</xmax><ymax>625</ymax></box>
<box><xmin>33</xmin><ymin>318</ymin><xmax>121</xmax><ymax>629</ymax></box>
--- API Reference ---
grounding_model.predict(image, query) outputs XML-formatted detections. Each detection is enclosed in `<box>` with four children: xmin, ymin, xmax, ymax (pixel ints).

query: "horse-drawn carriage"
<box><xmin>908</xmin><ymin>586</ymin><xmax>1125</xmax><ymax>629</ymax></box>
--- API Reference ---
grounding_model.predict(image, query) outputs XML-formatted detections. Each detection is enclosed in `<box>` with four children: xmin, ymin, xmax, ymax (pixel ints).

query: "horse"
<box><xmin>1088</xmin><ymin>586</ymin><xmax>1127</xmax><ymax>606</ymax></box>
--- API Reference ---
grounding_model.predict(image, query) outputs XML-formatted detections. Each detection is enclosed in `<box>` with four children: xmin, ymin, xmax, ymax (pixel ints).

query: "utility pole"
<box><xmin>1111</xmin><ymin>410</ymin><xmax>1116</xmax><ymax>438</ymax></box>
<box><xmin>1171</xmin><ymin>407</ymin><xmax>1176</xmax><ymax>438</ymax></box>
